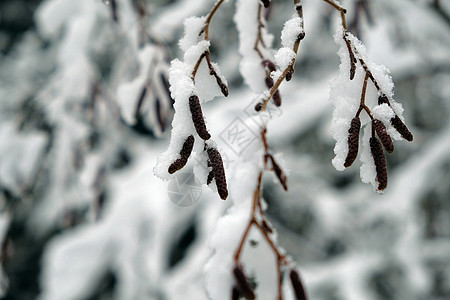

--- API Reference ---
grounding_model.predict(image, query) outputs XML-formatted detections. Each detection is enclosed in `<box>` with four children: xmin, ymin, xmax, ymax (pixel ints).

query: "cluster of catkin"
<box><xmin>344</xmin><ymin>94</ymin><xmax>413</xmax><ymax>191</ymax></box>
<box><xmin>167</xmin><ymin>94</ymin><xmax>228</xmax><ymax>200</ymax></box>
<box><xmin>231</xmin><ymin>264</ymin><xmax>306</xmax><ymax>300</ymax></box>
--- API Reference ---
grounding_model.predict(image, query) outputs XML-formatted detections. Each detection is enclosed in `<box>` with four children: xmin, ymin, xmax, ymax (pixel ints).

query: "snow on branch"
<box><xmin>330</xmin><ymin>23</ymin><xmax>413</xmax><ymax>192</ymax></box>
<box><xmin>155</xmin><ymin>0</ymin><xmax>229</xmax><ymax>200</ymax></box>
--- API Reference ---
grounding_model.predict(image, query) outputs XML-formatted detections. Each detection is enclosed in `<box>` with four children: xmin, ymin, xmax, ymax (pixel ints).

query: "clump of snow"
<box><xmin>179</xmin><ymin>17</ymin><xmax>207</xmax><ymax>52</ymax></box>
<box><xmin>281</xmin><ymin>15</ymin><xmax>303</xmax><ymax>49</ymax></box>
<box><xmin>234</xmin><ymin>0</ymin><xmax>267</xmax><ymax>93</ymax></box>
<box><xmin>274</xmin><ymin>47</ymin><xmax>296</xmax><ymax>71</ymax></box>
<box><xmin>359</xmin><ymin>125</ymin><xmax>377</xmax><ymax>191</ymax></box>
<box><xmin>371</xmin><ymin>103</ymin><xmax>395</xmax><ymax>124</ymax></box>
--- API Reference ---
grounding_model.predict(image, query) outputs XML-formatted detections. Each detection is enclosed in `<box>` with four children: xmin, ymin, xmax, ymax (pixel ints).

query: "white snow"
<box><xmin>281</xmin><ymin>15</ymin><xmax>303</xmax><ymax>49</ymax></box>
<box><xmin>274</xmin><ymin>47</ymin><xmax>296</xmax><ymax>71</ymax></box>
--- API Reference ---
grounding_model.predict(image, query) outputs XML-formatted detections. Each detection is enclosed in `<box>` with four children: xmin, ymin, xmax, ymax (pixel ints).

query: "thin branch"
<box><xmin>259</xmin><ymin>0</ymin><xmax>305</xmax><ymax>111</ymax></box>
<box><xmin>205</xmin><ymin>0</ymin><xmax>226</xmax><ymax>40</ymax></box>
<box><xmin>192</xmin><ymin>0</ymin><xmax>226</xmax><ymax>79</ymax></box>
<box><xmin>356</xmin><ymin>73</ymin><xmax>371</xmax><ymax>118</ymax></box>
<box><xmin>191</xmin><ymin>0</ymin><xmax>228</xmax><ymax>97</ymax></box>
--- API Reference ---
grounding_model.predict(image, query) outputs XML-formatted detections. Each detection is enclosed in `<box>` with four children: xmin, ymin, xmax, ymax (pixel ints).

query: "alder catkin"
<box><xmin>268</xmin><ymin>154</ymin><xmax>287</xmax><ymax>191</ymax></box>
<box><xmin>370</xmin><ymin>137</ymin><xmax>388</xmax><ymax>191</ymax></box>
<box><xmin>378</xmin><ymin>94</ymin><xmax>389</xmax><ymax>105</ymax></box>
<box><xmin>263</xmin><ymin>59</ymin><xmax>276</xmax><ymax>72</ymax></box>
<box><xmin>261</xmin><ymin>0</ymin><xmax>271</xmax><ymax>8</ymax></box>
<box><xmin>344</xmin><ymin>116</ymin><xmax>361</xmax><ymax>168</ymax></box>
<box><xmin>343</xmin><ymin>37</ymin><xmax>356</xmax><ymax>80</ymax></box>
<box><xmin>207</xmin><ymin>170</ymin><xmax>214</xmax><ymax>185</ymax></box>
<box><xmin>265</xmin><ymin>76</ymin><xmax>274</xmax><ymax>88</ymax></box>
<box><xmin>391</xmin><ymin>115</ymin><xmax>413</xmax><ymax>142</ymax></box>
<box><xmin>231</xmin><ymin>286</ymin><xmax>240</xmax><ymax>300</ymax></box>
<box><xmin>207</xmin><ymin>147</ymin><xmax>228</xmax><ymax>200</ymax></box>
<box><xmin>233</xmin><ymin>265</ymin><xmax>255</xmax><ymax>300</ymax></box>
<box><xmin>286</xmin><ymin>70</ymin><xmax>293</xmax><ymax>81</ymax></box>
<box><xmin>289</xmin><ymin>269</ymin><xmax>307</xmax><ymax>300</ymax></box>
<box><xmin>209</xmin><ymin>65</ymin><xmax>229</xmax><ymax>97</ymax></box>
<box><xmin>168</xmin><ymin>135</ymin><xmax>195</xmax><ymax>174</ymax></box>
<box><xmin>189</xmin><ymin>95</ymin><xmax>211</xmax><ymax>140</ymax></box>
<box><xmin>273</xmin><ymin>90</ymin><xmax>282</xmax><ymax>106</ymax></box>
<box><xmin>373</xmin><ymin>119</ymin><xmax>393</xmax><ymax>153</ymax></box>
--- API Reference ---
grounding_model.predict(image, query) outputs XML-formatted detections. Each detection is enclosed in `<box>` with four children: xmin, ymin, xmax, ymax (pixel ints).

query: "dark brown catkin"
<box><xmin>370</xmin><ymin>137</ymin><xmax>388</xmax><ymax>191</ymax></box>
<box><xmin>391</xmin><ymin>115</ymin><xmax>413</xmax><ymax>142</ymax></box>
<box><xmin>168</xmin><ymin>135</ymin><xmax>195</xmax><ymax>174</ymax></box>
<box><xmin>265</xmin><ymin>75</ymin><xmax>282</xmax><ymax>106</ymax></box>
<box><xmin>378</xmin><ymin>94</ymin><xmax>389</xmax><ymax>105</ymax></box>
<box><xmin>207</xmin><ymin>170</ymin><xmax>214</xmax><ymax>185</ymax></box>
<box><xmin>286</xmin><ymin>70</ymin><xmax>293</xmax><ymax>81</ymax></box>
<box><xmin>261</xmin><ymin>0</ymin><xmax>271</xmax><ymax>8</ymax></box>
<box><xmin>373</xmin><ymin>119</ymin><xmax>393</xmax><ymax>153</ymax></box>
<box><xmin>268</xmin><ymin>154</ymin><xmax>287</xmax><ymax>191</ymax></box>
<box><xmin>231</xmin><ymin>286</ymin><xmax>240</xmax><ymax>300</ymax></box>
<box><xmin>233</xmin><ymin>265</ymin><xmax>255</xmax><ymax>300</ymax></box>
<box><xmin>265</xmin><ymin>76</ymin><xmax>274</xmax><ymax>88</ymax></box>
<box><xmin>273</xmin><ymin>90</ymin><xmax>282</xmax><ymax>106</ymax></box>
<box><xmin>290</xmin><ymin>269</ymin><xmax>307</xmax><ymax>300</ymax></box>
<box><xmin>344</xmin><ymin>117</ymin><xmax>361</xmax><ymax>168</ymax></box>
<box><xmin>207</xmin><ymin>147</ymin><xmax>228</xmax><ymax>200</ymax></box>
<box><xmin>343</xmin><ymin>37</ymin><xmax>356</xmax><ymax>80</ymax></box>
<box><xmin>263</xmin><ymin>60</ymin><xmax>276</xmax><ymax>72</ymax></box>
<box><xmin>189</xmin><ymin>95</ymin><xmax>211</xmax><ymax>140</ymax></box>
<box><xmin>209</xmin><ymin>65</ymin><xmax>229</xmax><ymax>97</ymax></box>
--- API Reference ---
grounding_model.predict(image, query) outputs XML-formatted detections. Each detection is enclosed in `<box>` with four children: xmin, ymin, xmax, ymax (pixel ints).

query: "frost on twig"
<box><xmin>154</xmin><ymin>0</ymin><xmax>229</xmax><ymax>200</ymax></box>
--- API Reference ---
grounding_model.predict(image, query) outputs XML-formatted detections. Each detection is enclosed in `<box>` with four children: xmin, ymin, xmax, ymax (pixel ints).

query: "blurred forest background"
<box><xmin>0</xmin><ymin>0</ymin><xmax>450</xmax><ymax>299</ymax></box>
